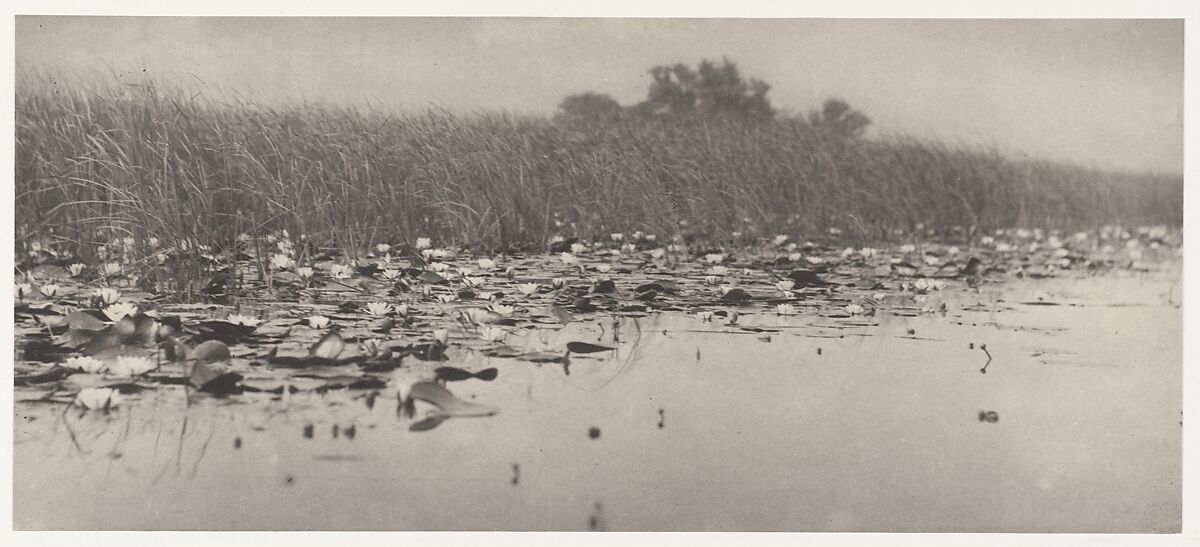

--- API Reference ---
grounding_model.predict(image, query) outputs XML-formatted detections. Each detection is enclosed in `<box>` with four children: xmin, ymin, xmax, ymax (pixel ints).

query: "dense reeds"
<box><xmin>16</xmin><ymin>75</ymin><xmax>1182</xmax><ymax>260</ymax></box>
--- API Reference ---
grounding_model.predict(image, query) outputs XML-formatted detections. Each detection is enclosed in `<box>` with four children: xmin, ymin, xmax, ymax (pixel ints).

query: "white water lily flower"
<box><xmin>270</xmin><ymin>253</ymin><xmax>295</xmax><ymax>270</ymax></box>
<box><xmin>923</xmin><ymin>255</ymin><xmax>940</xmax><ymax>266</ymax></box>
<box><xmin>775</xmin><ymin>303</ymin><xmax>797</xmax><ymax>316</ymax></box>
<box><xmin>15</xmin><ymin>283</ymin><xmax>32</xmax><ymax>300</ymax></box>
<box><xmin>462</xmin><ymin>276</ymin><xmax>486</xmax><ymax>288</ymax></box>
<box><xmin>773</xmin><ymin>234</ymin><xmax>789</xmax><ymax>246</ymax></box>
<box><xmin>551</xmin><ymin>277</ymin><xmax>568</xmax><ymax>289</ymax></box>
<box><xmin>775</xmin><ymin>280</ymin><xmax>796</xmax><ymax>292</ymax></box>
<box><xmin>380</xmin><ymin>269</ymin><xmax>401</xmax><ymax>280</ymax></box>
<box><xmin>846</xmin><ymin>304</ymin><xmax>865</xmax><ymax>315</ymax></box>
<box><xmin>719</xmin><ymin>286</ymin><xmax>735</xmax><ymax>297</ymax></box>
<box><xmin>94</xmin><ymin>287</ymin><xmax>120</xmax><ymax>305</ymax></box>
<box><xmin>596</xmin><ymin>264</ymin><xmax>612</xmax><ymax>274</ymax></box>
<box><xmin>435</xmin><ymin>294</ymin><xmax>458</xmax><ymax>304</ymax></box>
<box><xmin>947</xmin><ymin>246</ymin><xmax>960</xmax><ymax>256</ymax></box>
<box><xmin>650</xmin><ymin>248</ymin><xmax>666</xmax><ymax>260</ymax></box>
<box><xmin>375</xmin><ymin>243</ymin><xmax>392</xmax><ymax>254</ymax></box>
<box><xmin>860</xmin><ymin>247</ymin><xmax>878</xmax><ymax>258</ymax></box>
<box><xmin>109</xmin><ymin>355</ymin><xmax>155</xmax><ymax>377</ymax></box>
<box><xmin>394</xmin><ymin>304</ymin><xmax>410</xmax><ymax>318</ymax></box>
<box><xmin>788</xmin><ymin>252</ymin><xmax>804</xmax><ymax>262</ymax></box>
<box><xmin>74</xmin><ymin>387</ymin><xmax>121</xmax><ymax>410</ymax></box>
<box><xmin>308</xmin><ymin>315</ymin><xmax>331</xmax><ymax>329</ymax></box>
<box><xmin>707</xmin><ymin>265</ymin><xmax>729</xmax><ymax>276</ymax></box>
<box><xmin>428</xmin><ymin>262</ymin><xmax>450</xmax><ymax>273</ymax></box>
<box><xmin>461</xmin><ymin>308</ymin><xmax>493</xmax><ymax>325</ymax></box>
<box><xmin>899</xmin><ymin>244</ymin><xmax>916</xmax><ymax>254</ymax></box>
<box><xmin>104</xmin><ymin>302</ymin><xmax>139</xmax><ymax>322</ymax></box>
<box><xmin>101</xmin><ymin>262</ymin><xmax>122</xmax><ymax>276</ymax></box>
<box><xmin>667</xmin><ymin>243</ymin><xmax>683</xmax><ymax>254</ymax></box>
<box><xmin>841</xmin><ymin>247</ymin><xmax>856</xmax><ymax>258</ymax></box>
<box><xmin>490</xmin><ymin>303</ymin><xmax>515</xmax><ymax>317</ymax></box>
<box><xmin>39</xmin><ymin>284</ymin><xmax>61</xmax><ymax>298</ymax></box>
<box><xmin>364</xmin><ymin>302</ymin><xmax>393</xmax><ymax>316</ymax></box>
<box><xmin>65</xmin><ymin>356</ymin><xmax>107</xmax><ymax>373</ymax></box>
<box><xmin>226</xmin><ymin>314</ymin><xmax>262</xmax><ymax>327</ymax></box>
<box><xmin>432</xmin><ymin>329</ymin><xmax>450</xmax><ymax>345</ymax></box>
<box><xmin>296</xmin><ymin>266</ymin><xmax>315</xmax><ymax>279</ymax></box>
<box><xmin>68</xmin><ymin>263</ymin><xmax>86</xmax><ymax>277</ymax></box>
<box><xmin>516</xmin><ymin>283</ymin><xmax>541</xmax><ymax>296</ymax></box>
<box><xmin>644</xmin><ymin>234</ymin><xmax>657</xmax><ymax>242</ymax></box>
<box><xmin>610</xmin><ymin>233</ymin><xmax>624</xmax><ymax>242</ymax></box>
<box><xmin>415</xmin><ymin>237</ymin><xmax>432</xmax><ymax>250</ymax></box>
<box><xmin>703</xmin><ymin>253</ymin><xmax>725</xmax><ymax>264</ymax></box>
<box><xmin>479</xmin><ymin>326</ymin><xmax>507</xmax><ymax>343</ymax></box>
<box><xmin>980</xmin><ymin>236</ymin><xmax>996</xmax><ymax>246</ymax></box>
<box><xmin>477</xmin><ymin>258</ymin><xmax>496</xmax><ymax>270</ymax></box>
<box><xmin>330</xmin><ymin>264</ymin><xmax>354</xmax><ymax>279</ymax></box>
<box><xmin>697</xmin><ymin>311</ymin><xmax>714</xmax><ymax>323</ymax></box>
<box><xmin>704</xmin><ymin>275</ymin><xmax>721</xmax><ymax>286</ymax></box>
<box><xmin>570</xmin><ymin>243</ymin><xmax>587</xmax><ymax>254</ymax></box>
<box><xmin>621</xmin><ymin>243</ymin><xmax>637</xmax><ymax>253</ymax></box>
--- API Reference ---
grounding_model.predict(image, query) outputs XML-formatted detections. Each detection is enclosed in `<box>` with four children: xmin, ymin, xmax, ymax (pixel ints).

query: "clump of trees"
<box><xmin>558</xmin><ymin>57</ymin><xmax>871</xmax><ymax>138</ymax></box>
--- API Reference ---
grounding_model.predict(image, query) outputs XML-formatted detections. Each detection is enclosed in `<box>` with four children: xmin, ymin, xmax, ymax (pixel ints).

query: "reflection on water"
<box><xmin>14</xmin><ymin>272</ymin><xmax>1181</xmax><ymax>531</ymax></box>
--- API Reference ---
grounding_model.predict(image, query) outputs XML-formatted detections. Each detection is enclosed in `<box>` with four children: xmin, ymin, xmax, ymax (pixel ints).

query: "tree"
<box><xmin>808</xmin><ymin>98</ymin><xmax>872</xmax><ymax>138</ymax></box>
<box><xmin>558</xmin><ymin>92</ymin><xmax>624</xmax><ymax>120</ymax></box>
<box><xmin>635</xmin><ymin>58</ymin><xmax>774</xmax><ymax>121</ymax></box>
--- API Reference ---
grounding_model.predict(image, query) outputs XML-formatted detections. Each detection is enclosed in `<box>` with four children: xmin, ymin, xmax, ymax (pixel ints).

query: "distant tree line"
<box><xmin>558</xmin><ymin>57</ymin><xmax>871</xmax><ymax>138</ymax></box>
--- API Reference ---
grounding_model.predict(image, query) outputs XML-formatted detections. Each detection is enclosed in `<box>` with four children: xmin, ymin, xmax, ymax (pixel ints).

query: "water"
<box><xmin>13</xmin><ymin>270</ymin><xmax>1181</xmax><ymax>531</ymax></box>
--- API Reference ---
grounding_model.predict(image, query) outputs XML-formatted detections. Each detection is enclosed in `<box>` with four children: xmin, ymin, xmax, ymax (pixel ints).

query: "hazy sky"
<box><xmin>16</xmin><ymin>17</ymin><xmax>1184</xmax><ymax>174</ymax></box>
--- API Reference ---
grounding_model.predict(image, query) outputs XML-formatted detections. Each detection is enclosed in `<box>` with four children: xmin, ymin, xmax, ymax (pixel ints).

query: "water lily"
<box><xmin>707</xmin><ymin>265</ymin><xmax>729</xmax><ymax>276</ymax></box>
<box><xmin>395</xmin><ymin>304</ymin><xmax>410</xmax><ymax>318</ymax></box>
<box><xmin>980</xmin><ymin>236</ymin><xmax>996</xmax><ymax>246</ymax></box>
<box><xmin>703</xmin><ymin>253</ymin><xmax>725</xmax><ymax>264</ymax></box>
<box><xmin>504</xmin><ymin>266</ymin><xmax>516</xmax><ymax>279</ymax></box>
<box><xmin>479</xmin><ymin>326</ymin><xmax>507</xmax><ymax>343</ymax></box>
<box><xmin>432</xmin><ymin>329</ymin><xmax>450</xmax><ymax>345</ymax></box>
<box><xmin>296</xmin><ymin>266</ymin><xmax>315</xmax><ymax>279</ymax></box>
<box><xmin>899</xmin><ymin>244</ymin><xmax>916</xmax><ymax>254</ymax></box>
<box><xmin>610</xmin><ymin>233</ymin><xmax>624</xmax><ymax>243</ymax></box>
<box><xmin>94</xmin><ymin>287</ymin><xmax>120</xmax><ymax>305</ymax></box>
<box><xmin>375</xmin><ymin>243</ymin><xmax>392</xmax><ymax>254</ymax></box>
<box><xmin>364</xmin><ymin>302</ymin><xmax>393</xmax><ymax>316</ymax></box>
<box><xmin>596</xmin><ymin>264</ymin><xmax>612</xmax><ymax>274</ymax></box>
<box><xmin>462</xmin><ymin>276</ymin><xmax>486</xmax><ymax>288</ymax></box>
<box><xmin>773</xmin><ymin>234</ymin><xmax>789</xmax><ymax>246</ymax></box>
<box><xmin>788</xmin><ymin>252</ymin><xmax>804</xmax><ymax>262</ymax></box>
<box><xmin>775</xmin><ymin>280</ymin><xmax>795</xmax><ymax>292</ymax></box>
<box><xmin>330</xmin><ymin>264</ymin><xmax>354</xmax><ymax>279</ymax></box>
<box><xmin>490</xmin><ymin>303</ymin><xmax>515</xmax><ymax>316</ymax></box>
<box><xmin>477</xmin><ymin>258</ymin><xmax>496</xmax><ymax>270</ymax></box>
<box><xmin>428</xmin><ymin>262</ymin><xmax>450</xmax><ymax>273</ymax></box>
<box><xmin>846</xmin><ymin>304</ymin><xmax>866</xmax><ymax>315</ymax></box>
<box><xmin>109</xmin><ymin>355</ymin><xmax>156</xmax><ymax>377</ymax></box>
<box><xmin>308</xmin><ymin>315</ymin><xmax>331</xmax><ymax>329</ymax></box>
<box><xmin>226</xmin><ymin>314</ymin><xmax>262</xmax><ymax>327</ymax></box>
<box><xmin>67</xmin><ymin>263</ymin><xmax>86</xmax><ymax>277</ymax></box>
<box><xmin>644</xmin><ymin>234</ymin><xmax>657</xmax><ymax>242</ymax></box>
<box><xmin>775</xmin><ymin>303</ymin><xmax>797</xmax><ymax>316</ymax></box>
<box><xmin>15</xmin><ymin>283</ymin><xmax>32</xmax><ymax>300</ymax></box>
<box><xmin>270</xmin><ymin>253</ymin><xmax>295</xmax><ymax>270</ymax></box>
<box><xmin>632</xmin><ymin>231</ymin><xmax>645</xmax><ymax>241</ymax></box>
<box><xmin>65</xmin><ymin>356</ymin><xmax>107</xmax><ymax>373</ymax></box>
<box><xmin>74</xmin><ymin>387</ymin><xmax>121</xmax><ymax>410</ymax></box>
<box><xmin>559</xmin><ymin>252</ymin><xmax>580</xmax><ymax>266</ymax></box>
<box><xmin>415</xmin><ymin>237</ymin><xmax>432</xmax><ymax>250</ymax></box>
<box><xmin>551</xmin><ymin>277</ymin><xmax>568</xmax><ymax>289</ymax></box>
<box><xmin>650</xmin><ymin>248</ymin><xmax>666</xmax><ymax>260</ymax></box>
<box><xmin>461</xmin><ymin>308</ymin><xmax>493</xmax><ymax>325</ymax></box>
<box><xmin>380</xmin><ymin>269</ymin><xmax>402</xmax><ymax>280</ymax></box>
<box><xmin>103</xmin><ymin>302</ymin><xmax>139</xmax><ymax>322</ymax></box>
<box><xmin>704</xmin><ymin>275</ymin><xmax>721</xmax><ymax>286</ymax></box>
<box><xmin>516</xmin><ymin>283</ymin><xmax>541</xmax><ymax>296</ymax></box>
<box><xmin>101</xmin><ymin>262</ymin><xmax>122</xmax><ymax>277</ymax></box>
<box><xmin>435</xmin><ymin>294</ymin><xmax>458</xmax><ymax>304</ymax></box>
<box><xmin>923</xmin><ymin>255</ymin><xmax>940</xmax><ymax>266</ymax></box>
<box><xmin>570</xmin><ymin>242</ymin><xmax>587</xmax><ymax>254</ymax></box>
<box><xmin>39</xmin><ymin>284</ymin><xmax>61</xmax><ymax>298</ymax></box>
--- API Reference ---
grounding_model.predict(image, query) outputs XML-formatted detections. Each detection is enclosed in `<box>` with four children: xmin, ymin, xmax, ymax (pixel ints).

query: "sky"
<box><xmin>15</xmin><ymin>17</ymin><xmax>1184</xmax><ymax>174</ymax></box>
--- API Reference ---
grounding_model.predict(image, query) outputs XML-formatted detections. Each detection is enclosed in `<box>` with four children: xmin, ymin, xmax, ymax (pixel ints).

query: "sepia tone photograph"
<box><xmin>5</xmin><ymin>4</ymin><xmax>1193</xmax><ymax>539</ymax></box>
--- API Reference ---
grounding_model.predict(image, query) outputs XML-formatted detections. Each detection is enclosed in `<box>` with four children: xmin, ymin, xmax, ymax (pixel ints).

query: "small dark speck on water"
<box><xmin>332</xmin><ymin>424</ymin><xmax>340</xmax><ymax>439</ymax></box>
<box><xmin>285</xmin><ymin>476</ymin><xmax>295</xmax><ymax>485</ymax></box>
<box><xmin>907</xmin><ymin>328</ymin><xmax>916</xmax><ymax>336</ymax></box>
<box><xmin>511</xmin><ymin>463</ymin><xmax>520</xmax><ymax>485</ymax></box>
<box><xmin>978</xmin><ymin>411</ymin><xmax>999</xmax><ymax>423</ymax></box>
<box><xmin>657</xmin><ymin>409</ymin><xmax>665</xmax><ymax>429</ymax></box>
<box><xmin>303</xmin><ymin>424</ymin><xmax>314</xmax><ymax>439</ymax></box>
<box><xmin>345</xmin><ymin>425</ymin><xmax>356</xmax><ymax>439</ymax></box>
<box><xmin>233</xmin><ymin>436</ymin><xmax>242</xmax><ymax>449</ymax></box>
<box><xmin>969</xmin><ymin>342</ymin><xmax>975</xmax><ymax>349</ymax></box>
<box><xmin>817</xmin><ymin>347</ymin><xmax>823</xmax><ymax>355</ymax></box>
<box><xmin>588</xmin><ymin>427</ymin><xmax>601</xmax><ymax>439</ymax></box>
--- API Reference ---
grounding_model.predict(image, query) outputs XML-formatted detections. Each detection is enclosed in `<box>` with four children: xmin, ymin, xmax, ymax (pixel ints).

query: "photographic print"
<box><xmin>10</xmin><ymin>14</ymin><xmax>1185</xmax><ymax>533</ymax></box>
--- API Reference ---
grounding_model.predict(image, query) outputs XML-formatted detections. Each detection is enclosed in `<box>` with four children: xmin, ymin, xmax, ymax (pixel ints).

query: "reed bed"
<box><xmin>16</xmin><ymin>74</ymin><xmax>1182</xmax><ymax>261</ymax></box>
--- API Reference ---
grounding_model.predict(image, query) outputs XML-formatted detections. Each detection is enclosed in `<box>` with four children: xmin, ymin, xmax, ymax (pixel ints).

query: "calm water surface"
<box><xmin>13</xmin><ymin>270</ymin><xmax>1182</xmax><ymax>531</ymax></box>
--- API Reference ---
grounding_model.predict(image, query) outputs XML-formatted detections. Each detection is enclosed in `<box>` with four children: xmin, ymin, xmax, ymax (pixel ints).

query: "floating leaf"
<box><xmin>309</xmin><ymin>330</ymin><xmax>346</xmax><ymax>360</ymax></box>
<box><xmin>566</xmin><ymin>341</ymin><xmax>615</xmax><ymax>354</ymax></box>
<box><xmin>409</xmin><ymin>382</ymin><xmax>498</xmax><ymax>417</ymax></box>
<box><xmin>435</xmin><ymin>366</ymin><xmax>499</xmax><ymax>382</ymax></box>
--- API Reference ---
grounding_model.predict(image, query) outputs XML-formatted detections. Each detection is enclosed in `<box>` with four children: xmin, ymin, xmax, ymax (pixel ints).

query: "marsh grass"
<box><xmin>16</xmin><ymin>74</ymin><xmax>1182</xmax><ymax>264</ymax></box>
